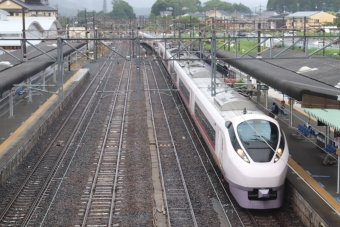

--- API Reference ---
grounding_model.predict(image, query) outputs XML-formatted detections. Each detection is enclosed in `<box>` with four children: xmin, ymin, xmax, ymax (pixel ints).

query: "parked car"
<box><xmin>282</xmin><ymin>33</ymin><xmax>293</xmax><ymax>37</ymax></box>
<box><xmin>237</xmin><ymin>32</ymin><xmax>246</xmax><ymax>37</ymax></box>
<box><xmin>247</xmin><ymin>32</ymin><xmax>256</xmax><ymax>37</ymax></box>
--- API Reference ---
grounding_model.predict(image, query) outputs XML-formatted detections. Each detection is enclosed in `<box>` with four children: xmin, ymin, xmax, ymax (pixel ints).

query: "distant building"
<box><xmin>285</xmin><ymin>11</ymin><xmax>336</xmax><ymax>30</ymax></box>
<box><xmin>184</xmin><ymin>12</ymin><xmax>206</xmax><ymax>22</ymax></box>
<box><xmin>0</xmin><ymin>8</ymin><xmax>9</xmax><ymax>20</ymax></box>
<box><xmin>268</xmin><ymin>13</ymin><xmax>290</xmax><ymax>29</ymax></box>
<box><xmin>0</xmin><ymin>0</ymin><xmax>57</xmax><ymax>19</ymax></box>
<box><xmin>206</xmin><ymin>10</ymin><xmax>231</xmax><ymax>20</ymax></box>
<box><xmin>160</xmin><ymin>11</ymin><xmax>172</xmax><ymax>17</ymax></box>
<box><xmin>0</xmin><ymin>19</ymin><xmax>61</xmax><ymax>50</ymax></box>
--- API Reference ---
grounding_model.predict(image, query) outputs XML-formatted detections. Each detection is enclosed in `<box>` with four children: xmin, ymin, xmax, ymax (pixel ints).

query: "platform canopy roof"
<box><xmin>303</xmin><ymin>108</ymin><xmax>340</xmax><ymax>132</ymax></box>
<box><xmin>216</xmin><ymin>48</ymin><xmax>340</xmax><ymax>102</ymax></box>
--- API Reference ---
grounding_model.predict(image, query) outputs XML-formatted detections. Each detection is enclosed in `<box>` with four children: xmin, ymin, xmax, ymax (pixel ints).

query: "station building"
<box><xmin>0</xmin><ymin>0</ymin><xmax>57</xmax><ymax>19</ymax></box>
<box><xmin>0</xmin><ymin>0</ymin><xmax>60</xmax><ymax>52</ymax></box>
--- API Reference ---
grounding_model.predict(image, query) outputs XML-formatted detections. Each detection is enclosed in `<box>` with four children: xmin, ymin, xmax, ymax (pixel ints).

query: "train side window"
<box><xmin>179</xmin><ymin>79</ymin><xmax>190</xmax><ymax>102</ymax></box>
<box><xmin>195</xmin><ymin>103</ymin><xmax>216</xmax><ymax>145</ymax></box>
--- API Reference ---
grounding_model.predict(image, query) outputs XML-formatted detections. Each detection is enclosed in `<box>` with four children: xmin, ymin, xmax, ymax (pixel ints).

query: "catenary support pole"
<box><xmin>57</xmin><ymin>37</ymin><xmax>64</xmax><ymax>100</ymax></box>
<box><xmin>136</xmin><ymin>36</ymin><xmax>141</xmax><ymax>99</ymax></box>
<box><xmin>211</xmin><ymin>32</ymin><xmax>217</xmax><ymax>96</ymax></box>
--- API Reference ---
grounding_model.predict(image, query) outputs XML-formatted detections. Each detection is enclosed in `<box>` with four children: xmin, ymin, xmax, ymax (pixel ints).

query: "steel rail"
<box><xmin>143</xmin><ymin>60</ymin><xmax>171</xmax><ymax>227</ymax></box>
<box><xmin>19</xmin><ymin>49</ymin><xmax>120</xmax><ymax>227</ymax></box>
<box><xmin>37</xmin><ymin>44</ymin><xmax>127</xmax><ymax>226</ymax></box>
<box><xmin>153</xmin><ymin>56</ymin><xmax>239</xmax><ymax>227</ymax></box>
<box><xmin>81</xmin><ymin>47</ymin><xmax>131</xmax><ymax>226</ymax></box>
<box><xmin>0</xmin><ymin>45</ymin><xmax>117</xmax><ymax>225</ymax></box>
<box><xmin>108</xmin><ymin>54</ymin><xmax>132</xmax><ymax>227</ymax></box>
<box><xmin>148</xmin><ymin>59</ymin><xmax>198</xmax><ymax>227</ymax></box>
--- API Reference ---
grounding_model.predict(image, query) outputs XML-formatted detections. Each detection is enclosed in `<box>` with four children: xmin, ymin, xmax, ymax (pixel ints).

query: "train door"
<box><xmin>189</xmin><ymin>89</ymin><xmax>195</xmax><ymax>114</ymax></box>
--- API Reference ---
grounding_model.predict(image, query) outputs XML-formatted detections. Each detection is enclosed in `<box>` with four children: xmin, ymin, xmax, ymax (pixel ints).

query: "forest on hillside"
<box><xmin>150</xmin><ymin>0</ymin><xmax>251</xmax><ymax>16</ymax></box>
<box><xmin>267</xmin><ymin>0</ymin><xmax>340</xmax><ymax>13</ymax></box>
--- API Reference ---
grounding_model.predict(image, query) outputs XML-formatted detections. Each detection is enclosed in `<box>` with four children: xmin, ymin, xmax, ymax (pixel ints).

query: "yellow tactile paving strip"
<box><xmin>268</xmin><ymin>90</ymin><xmax>340</xmax><ymax>212</ymax></box>
<box><xmin>0</xmin><ymin>69</ymin><xmax>85</xmax><ymax>155</ymax></box>
<box><xmin>289</xmin><ymin>158</ymin><xmax>340</xmax><ymax>213</ymax></box>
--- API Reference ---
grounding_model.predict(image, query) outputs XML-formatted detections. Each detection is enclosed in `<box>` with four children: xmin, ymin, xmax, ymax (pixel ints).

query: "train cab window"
<box><xmin>279</xmin><ymin>129</ymin><xmax>285</xmax><ymax>150</ymax></box>
<box><xmin>227</xmin><ymin>122</ymin><xmax>242</xmax><ymax>150</ymax></box>
<box><xmin>237</xmin><ymin>120</ymin><xmax>279</xmax><ymax>163</ymax></box>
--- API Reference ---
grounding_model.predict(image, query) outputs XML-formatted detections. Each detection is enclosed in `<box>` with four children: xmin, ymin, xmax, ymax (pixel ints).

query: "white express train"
<box><xmin>140</xmin><ymin>32</ymin><xmax>289</xmax><ymax>209</ymax></box>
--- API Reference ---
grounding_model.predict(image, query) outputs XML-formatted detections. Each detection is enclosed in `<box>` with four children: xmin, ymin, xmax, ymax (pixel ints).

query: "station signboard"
<box><xmin>257</xmin><ymin>85</ymin><xmax>269</xmax><ymax>90</ymax></box>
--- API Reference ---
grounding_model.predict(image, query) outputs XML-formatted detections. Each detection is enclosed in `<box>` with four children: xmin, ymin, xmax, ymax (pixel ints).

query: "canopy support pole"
<box><xmin>326</xmin><ymin>125</ymin><xmax>330</xmax><ymax>146</ymax></box>
<box><xmin>53</xmin><ymin>65</ymin><xmax>56</xmax><ymax>83</ymax></box>
<box><xmin>264</xmin><ymin>90</ymin><xmax>268</xmax><ymax>109</ymax></box>
<box><xmin>337</xmin><ymin>137</ymin><xmax>340</xmax><ymax>193</ymax></box>
<box><xmin>42</xmin><ymin>70</ymin><xmax>46</xmax><ymax>91</ymax></box>
<box><xmin>289</xmin><ymin>98</ymin><xmax>293</xmax><ymax>128</ymax></box>
<box><xmin>9</xmin><ymin>90</ymin><xmax>14</xmax><ymax>118</ymax></box>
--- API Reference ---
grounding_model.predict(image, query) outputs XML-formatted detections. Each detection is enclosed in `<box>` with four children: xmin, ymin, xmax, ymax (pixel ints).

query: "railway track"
<box><xmin>144</xmin><ymin>60</ymin><xmax>198</xmax><ymax>227</ymax></box>
<box><xmin>247</xmin><ymin>209</ymin><xmax>287</xmax><ymax>227</ymax></box>
<box><xmin>148</xmin><ymin>47</ymin><xmax>305</xmax><ymax>227</ymax></box>
<box><xmin>76</xmin><ymin>50</ymin><xmax>132</xmax><ymax>226</ymax></box>
<box><xmin>0</xmin><ymin>45</ymin><xmax>124</xmax><ymax>227</ymax></box>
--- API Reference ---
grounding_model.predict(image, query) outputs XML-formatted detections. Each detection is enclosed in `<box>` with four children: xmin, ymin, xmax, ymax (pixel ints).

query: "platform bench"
<box><xmin>322</xmin><ymin>144</ymin><xmax>337</xmax><ymax>154</ymax></box>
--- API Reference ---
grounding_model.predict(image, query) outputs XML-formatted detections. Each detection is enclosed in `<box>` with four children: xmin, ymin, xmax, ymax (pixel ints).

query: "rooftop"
<box><xmin>285</xmin><ymin>11</ymin><xmax>335</xmax><ymax>18</ymax></box>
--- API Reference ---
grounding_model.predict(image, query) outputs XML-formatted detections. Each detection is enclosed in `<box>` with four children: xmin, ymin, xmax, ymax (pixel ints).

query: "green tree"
<box><xmin>150</xmin><ymin>0</ymin><xmax>202</xmax><ymax>17</ymax></box>
<box><xmin>202</xmin><ymin>0</ymin><xmax>250</xmax><ymax>13</ymax></box>
<box><xmin>267</xmin><ymin>0</ymin><xmax>340</xmax><ymax>12</ymax></box>
<box><xmin>151</xmin><ymin>0</ymin><xmax>168</xmax><ymax>16</ymax></box>
<box><xmin>109</xmin><ymin>0</ymin><xmax>134</xmax><ymax>18</ymax></box>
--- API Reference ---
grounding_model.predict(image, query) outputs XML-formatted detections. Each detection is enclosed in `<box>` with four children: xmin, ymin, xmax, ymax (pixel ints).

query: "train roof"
<box><xmin>178</xmin><ymin>56</ymin><xmax>264</xmax><ymax>121</ymax></box>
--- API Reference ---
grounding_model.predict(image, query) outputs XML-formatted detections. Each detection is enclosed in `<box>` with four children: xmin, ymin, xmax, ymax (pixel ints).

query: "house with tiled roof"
<box><xmin>0</xmin><ymin>0</ymin><xmax>57</xmax><ymax>19</ymax></box>
<box><xmin>206</xmin><ymin>10</ymin><xmax>231</xmax><ymax>20</ymax></box>
<box><xmin>284</xmin><ymin>11</ymin><xmax>336</xmax><ymax>30</ymax></box>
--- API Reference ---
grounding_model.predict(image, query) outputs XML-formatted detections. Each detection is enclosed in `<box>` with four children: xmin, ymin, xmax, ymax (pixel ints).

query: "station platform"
<box><xmin>256</xmin><ymin>89</ymin><xmax>340</xmax><ymax>226</ymax></box>
<box><xmin>0</xmin><ymin>62</ymin><xmax>340</xmax><ymax>226</ymax></box>
<box><xmin>0</xmin><ymin>68</ymin><xmax>89</xmax><ymax>184</ymax></box>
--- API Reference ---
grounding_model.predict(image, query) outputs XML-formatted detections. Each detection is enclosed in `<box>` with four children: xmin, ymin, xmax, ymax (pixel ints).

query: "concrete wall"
<box><xmin>0</xmin><ymin>70</ymin><xmax>89</xmax><ymax>185</ymax></box>
<box><xmin>287</xmin><ymin>182</ymin><xmax>329</xmax><ymax>227</ymax></box>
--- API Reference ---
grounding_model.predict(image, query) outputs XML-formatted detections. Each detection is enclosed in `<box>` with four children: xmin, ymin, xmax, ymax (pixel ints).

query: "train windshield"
<box><xmin>237</xmin><ymin>120</ymin><xmax>279</xmax><ymax>163</ymax></box>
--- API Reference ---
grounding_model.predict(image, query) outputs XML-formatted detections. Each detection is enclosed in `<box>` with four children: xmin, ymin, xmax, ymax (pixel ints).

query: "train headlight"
<box><xmin>274</xmin><ymin>148</ymin><xmax>284</xmax><ymax>163</ymax></box>
<box><xmin>236</xmin><ymin>148</ymin><xmax>250</xmax><ymax>163</ymax></box>
<box><xmin>237</xmin><ymin>149</ymin><xmax>244</xmax><ymax>156</ymax></box>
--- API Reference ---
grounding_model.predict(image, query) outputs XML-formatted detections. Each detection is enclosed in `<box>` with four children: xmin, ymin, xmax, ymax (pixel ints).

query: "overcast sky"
<box><xmin>124</xmin><ymin>0</ymin><xmax>269</xmax><ymax>10</ymax></box>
